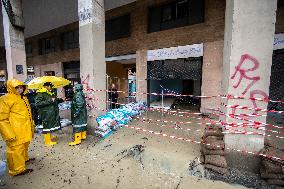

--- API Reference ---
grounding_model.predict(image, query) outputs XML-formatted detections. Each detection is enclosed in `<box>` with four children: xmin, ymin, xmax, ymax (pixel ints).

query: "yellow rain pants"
<box><xmin>6</xmin><ymin>142</ymin><xmax>30</xmax><ymax>176</ymax></box>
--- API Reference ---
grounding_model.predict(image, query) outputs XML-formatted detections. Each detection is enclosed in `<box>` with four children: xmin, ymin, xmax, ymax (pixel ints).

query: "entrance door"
<box><xmin>269</xmin><ymin>50</ymin><xmax>284</xmax><ymax>111</ymax></box>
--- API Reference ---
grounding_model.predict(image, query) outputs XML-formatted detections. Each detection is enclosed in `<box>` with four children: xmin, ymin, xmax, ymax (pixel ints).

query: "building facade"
<box><xmin>1</xmin><ymin>0</ymin><xmax>283</xmax><ymax>112</ymax></box>
<box><xmin>21</xmin><ymin>0</ymin><xmax>284</xmax><ymax>112</ymax></box>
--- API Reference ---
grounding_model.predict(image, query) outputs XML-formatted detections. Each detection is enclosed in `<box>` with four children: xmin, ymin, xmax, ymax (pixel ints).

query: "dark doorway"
<box><xmin>147</xmin><ymin>57</ymin><xmax>203</xmax><ymax>110</ymax></box>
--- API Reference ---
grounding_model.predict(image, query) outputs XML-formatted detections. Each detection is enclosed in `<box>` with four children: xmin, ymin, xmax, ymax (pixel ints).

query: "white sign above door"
<box><xmin>147</xmin><ymin>43</ymin><xmax>203</xmax><ymax>61</ymax></box>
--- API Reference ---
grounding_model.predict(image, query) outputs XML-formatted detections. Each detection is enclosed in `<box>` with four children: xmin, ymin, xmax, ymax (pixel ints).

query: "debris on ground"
<box><xmin>188</xmin><ymin>157</ymin><xmax>205</xmax><ymax>178</ymax></box>
<box><xmin>116</xmin><ymin>145</ymin><xmax>145</xmax><ymax>169</ymax></box>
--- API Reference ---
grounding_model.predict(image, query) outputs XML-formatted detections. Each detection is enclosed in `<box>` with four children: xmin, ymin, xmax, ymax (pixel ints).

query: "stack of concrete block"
<box><xmin>259</xmin><ymin>144</ymin><xmax>284</xmax><ymax>187</ymax></box>
<box><xmin>200</xmin><ymin>125</ymin><xmax>228</xmax><ymax>175</ymax></box>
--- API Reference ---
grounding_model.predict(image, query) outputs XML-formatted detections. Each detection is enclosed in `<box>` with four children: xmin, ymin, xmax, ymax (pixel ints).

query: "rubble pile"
<box><xmin>200</xmin><ymin>125</ymin><xmax>228</xmax><ymax>175</ymax></box>
<box><xmin>259</xmin><ymin>143</ymin><xmax>284</xmax><ymax>187</ymax></box>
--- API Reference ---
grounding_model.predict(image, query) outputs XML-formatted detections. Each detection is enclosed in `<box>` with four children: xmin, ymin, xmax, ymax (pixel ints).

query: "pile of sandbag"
<box><xmin>58</xmin><ymin>101</ymin><xmax>71</xmax><ymax>111</ymax></box>
<box><xmin>200</xmin><ymin>125</ymin><xmax>228</xmax><ymax>175</ymax></box>
<box><xmin>259</xmin><ymin>143</ymin><xmax>284</xmax><ymax>187</ymax></box>
<box><xmin>95</xmin><ymin>102</ymin><xmax>146</xmax><ymax>138</ymax></box>
<box><xmin>95</xmin><ymin>124</ymin><xmax>113</xmax><ymax>138</ymax></box>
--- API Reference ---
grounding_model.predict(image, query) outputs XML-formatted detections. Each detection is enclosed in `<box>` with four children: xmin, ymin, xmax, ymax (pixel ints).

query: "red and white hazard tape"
<box><xmin>86</xmin><ymin>104</ymin><xmax>284</xmax><ymax>136</ymax></box>
<box><xmin>85</xmin><ymin>90</ymin><xmax>284</xmax><ymax>115</ymax></box>
<box><xmin>137</xmin><ymin>116</ymin><xmax>284</xmax><ymax>135</ymax></box>
<box><xmin>219</xmin><ymin>112</ymin><xmax>284</xmax><ymax>130</ymax></box>
<box><xmin>86</xmin><ymin>96</ymin><xmax>273</xmax><ymax>118</ymax></box>
<box><xmin>134</xmin><ymin>117</ymin><xmax>284</xmax><ymax>139</ymax></box>
<box><xmin>221</xmin><ymin>94</ymin><xmax>284</xmax><ymax>104</ymax></box>
<box><xmin>123</xmin><ymin>124</ymin><xmax>284</xmax><ymax>161</ymax></box>
<box><xmin>84</xmin><ymin>87</ymin><xmax>284</xmax><ymax>104</ymax></box>
<box><xmin>221</xmin><ymin>103</ymin><xmax>284</xmax><ymax>115</ymax></box>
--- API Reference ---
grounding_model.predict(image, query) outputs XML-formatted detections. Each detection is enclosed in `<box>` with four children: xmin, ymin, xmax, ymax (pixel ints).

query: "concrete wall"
<box><xmin>34</xmin><ymin>62</ymin><xmax>65</xmax><ymax>98</ymax></box>
<box><xmin>201</xmin><ymin>40</ymin><xmax>223</xmax><ymax>113</ymax></box>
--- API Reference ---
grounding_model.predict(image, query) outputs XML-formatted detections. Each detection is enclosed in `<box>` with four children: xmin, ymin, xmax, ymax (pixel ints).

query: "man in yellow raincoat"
<box><xmin>0</xmin><ymin>79</ymin><xmax>34</xmax><ymax>176</ymax></box>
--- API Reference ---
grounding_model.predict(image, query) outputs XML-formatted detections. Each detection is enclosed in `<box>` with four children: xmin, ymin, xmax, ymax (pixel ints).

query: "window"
<box><xmin>161</xmin><ymin>1</ymin><xmax>189</xmax><ymax>23</ymax></box>
<box><xmin>62</xmin><ymin>29</ymin><xmax>79</xmax><ymax>50</ymax></box>
<box><xmin>162</xmin><ymin>5</ymin><xmax>173</xmax><ymax>22</ymax></box>
<box><xmin>278</xmin><ymin>0</ymin><xmax>284</xmax><ymax>8</ymax></box>
<box><xmin>44</xmin><ymin>71</ymin><xmax>55</xmax><ymax>76</ymax></box>
<box><xmin>106</xmin><ymin>14</ymin><xmax>131</xmax><ymax>41</ymax></box>
<box><xmin>148</xmin><ymin>0</ymin><xmax>205</xmax><ymax>33</ymax></box>
<box><xmin>176</xmin><ymin>0</ymin><xmax>189</xmax><ymax>19</ymax></box>
<box><xmin>25</xmin><ymin>42</ymin><xmax>32</xmax><ymax>57</ymax></box>
<box><xmin>39</xmin><ymin>37</ymin><xmax>56</xmax><ymax>55</ymax></box>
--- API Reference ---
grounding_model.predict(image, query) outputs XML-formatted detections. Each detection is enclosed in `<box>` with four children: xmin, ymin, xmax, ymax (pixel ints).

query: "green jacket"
<box><xmin>71</xmin><ymin>84</ymin><xmax>87</xmax><ymax>133</ymax></box>
<box><xmin>35</xmin><ymin>88</ymin><xmax>63</xmax><ymax>133</ymax></box>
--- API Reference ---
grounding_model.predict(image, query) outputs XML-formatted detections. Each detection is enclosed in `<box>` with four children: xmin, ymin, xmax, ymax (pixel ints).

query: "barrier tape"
<box><xmin>133</xmin><ymin>117</ymin><xmax>284</xmax><ymax>139</ymax></box>
<box><xmin>153</xmin><ymin>111</ymin><xmax>284</xmax><ymax>135</ymax></box>
<box><xmin>123</xmin><ymin>124</ymin><xmax>284</xmax><ymax>161</ymax></box>
<box><xmin>84</xmin><ymin>88</ymin><xmax>284</xmax><ymax>104</ymax></box>
<box><xmin>86</xmin><ymin>104</ymin><xmax>284</xmax><ymax>135</ymax></box>
<box><xmin>86</xmin><ymin>97</ymin><xmax>283</xmax><ymax>133</ymax></box>
<box><xmin>221</xmin><ymin>103</ymin><xmax>284</xmax><ymax>115</ymax></box>
<box><xmin>86</xmin><ymin>96</ymin><xmax>273</xmax><ymax>118</ymax></box>
<box><xmin>85</xmin><ymin>89</ymin><xmax>284</xmax><ymax>114</ymax></box>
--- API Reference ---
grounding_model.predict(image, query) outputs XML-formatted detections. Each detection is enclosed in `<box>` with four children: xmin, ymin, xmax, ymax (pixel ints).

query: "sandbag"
<box><xmin>203</xmin><ymin>140</ymin><xmax>225</xmax><ymax>150</ymax></box>
<box><xmin>260</xmin><ymin>168</ymin><xmax>284</xmax><ymax>179</ymax></box>
<box><xmin>205</xmin><ymin>155</ymin><xmax>227</xmax><ymax>168</ymax></box>
<box><xmin>262</xmin><ymin>159</ymin><xmax>283</xmax><ymax>174</ymax></box>
<box><xmin>205</xmin><ymin>164</ymin><xmax>228</xmax><ymax>175</ymax></box>
<box><xmin>205</xmin><ymin>136</ymin><xmax>223</xmax><ymax>141</ymax></box>
<box><xmin>201</xmin><ymin>145</ymin><xmax>225</xmax><ymax>155</ymax></box>
<box><xmin>204</xmin><ymin>126</ymin><xmax>224</xmax><ymax>137</ymax></box>
<box><xmin>267</xmin><ymin>179</ymin><xmax>284</xmax><ymax>186</ymax></box>
<box><xmin>261</xmin><ymin>147</ymin><xmax>284</xmax><ymax>165</ymax></box>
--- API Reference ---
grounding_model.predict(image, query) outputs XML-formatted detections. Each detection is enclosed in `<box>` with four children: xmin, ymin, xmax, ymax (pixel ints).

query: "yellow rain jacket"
<box><xmin>0</xmin><ymin>79</ymin><xmax>34</xmax><ymax>147</ymax></box>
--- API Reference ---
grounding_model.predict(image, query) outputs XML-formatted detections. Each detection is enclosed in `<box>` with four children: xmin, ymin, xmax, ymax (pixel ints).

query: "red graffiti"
<box><xmin>230</xmin><ymin>54</ymin><xmax>268</xmax><ymax>113</ymax></box>
<box><xmin>81</xmin><ymin>74</ymin><xmax>90</xmax><ymax>89</ymax></box>
<box><xmin>231</xmin><ymin>54</ymin><xmax>260</xmax><ymax>95</ymax></box>
<box><xmin>81</xmin><ymin>74</ymin><xmax>95</xmax><ymax>110</ymax></box>
<box><xmin>250</xmin><ymin>90</ymin><xmax>269</xmax><ymax>113</ymax></box>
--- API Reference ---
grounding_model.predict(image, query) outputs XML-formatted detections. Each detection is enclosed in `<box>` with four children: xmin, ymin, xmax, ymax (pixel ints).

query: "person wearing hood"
<box><xmin>69</xmin><ymin>84</ymin><xmax>87</xmax><ymax>146</ymax></box>
<box><xmin>0</xmin><ymin>79</ymin><xmax>34</xmax><ymax>176</ymax></box>
<box><xmin>35</xmin><ymin>82</ymin><xmax>63</xmax><ymax>146</ymax></box>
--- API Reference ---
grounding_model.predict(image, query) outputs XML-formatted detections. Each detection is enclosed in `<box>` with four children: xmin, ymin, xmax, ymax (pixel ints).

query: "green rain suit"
<box><xmin>35</xmin><ymin>88</ymin><xmax>63</xmax><ymax>133</ymax></box>
<box><xmin>71</xmin><ymin>84</ymin><xmax>87</xmax><ymax>133</ymax></box>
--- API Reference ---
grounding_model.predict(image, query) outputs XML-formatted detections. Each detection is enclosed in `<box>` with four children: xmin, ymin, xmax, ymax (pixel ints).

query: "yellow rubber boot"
<box><xmin>51</xmin><ymin>135</ymin><xmax>57</xmax><ymax>140</ymax></box>
<box><xmin>69</xmin><ymin>133</ymin><xmax>82</xmax><ymax>146</ymax></box>
<box><xmin>81</xmin><ymin>131</ymin><xmax>87</xmax><ymax>140</ymax></box>
<box><xmin>44</xmin><ymin>133</ymin><xmax>57</xmax><ymax>146</ymax></box>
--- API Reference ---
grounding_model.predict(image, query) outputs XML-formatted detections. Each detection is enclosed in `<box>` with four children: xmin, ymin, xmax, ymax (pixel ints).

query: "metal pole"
<box><xmin>106</xmin><ymin>74</ymin><xmax>109</xmax><ymax>110</ymax></box>
<box><xmin>162</xmin><ymin>88</ymin><xmax>164</xmax><ymax>117</ymax></box>
<box><xmin>127</xmin><ymin>78</ymin><xmax>130</xmax><ymax>104</ymax></box>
